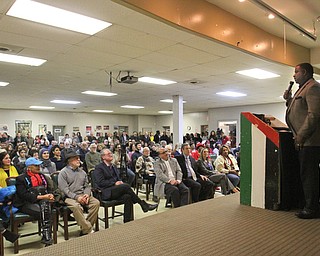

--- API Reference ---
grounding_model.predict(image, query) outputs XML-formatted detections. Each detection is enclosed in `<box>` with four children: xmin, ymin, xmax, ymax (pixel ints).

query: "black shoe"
<box><xmin>153</xmin><ymin>195</ymin><xmax>159</xmax><ymax>203</ymax></box>
<box><xmin>295</xmin><ymin>209</ymin><xmax>320</xmax><ymax>219</ymax></box>
<box><xmin>141</xmin><ymin>200</ymin><xmax>158</xmax><ymax>213</ymax></box>
<box><xmin>3</xmin><ymin>230</ymin><xmax>20</xmax><ymax>243</ymax></box>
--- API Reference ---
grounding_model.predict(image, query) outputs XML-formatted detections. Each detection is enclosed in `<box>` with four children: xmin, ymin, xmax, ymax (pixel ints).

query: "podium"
<box><xmin>240</xmin><ymin>112</ymin><xmax>303</xmax><ymax>210</ymax></box>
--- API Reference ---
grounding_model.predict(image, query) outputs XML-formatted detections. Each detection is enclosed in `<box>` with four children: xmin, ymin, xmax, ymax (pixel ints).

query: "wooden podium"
<box><xmin>240</xmin><ymin>112</ymin><xmax>303</xmax><ymax>210</ymax></box>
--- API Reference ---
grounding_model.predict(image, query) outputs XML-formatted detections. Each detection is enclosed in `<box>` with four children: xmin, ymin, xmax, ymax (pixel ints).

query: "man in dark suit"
<box><xmin>175</xmin><ymin>143</ymin><xmax>214</xmax><ymax>202</ymax></box>
<box><xmin>93</xmin><ymin>149</ymin><xmax>158</xmax><ymax>223</ymax></box>
<box><xmin>284</xmin><ymin>63</ymin><xmax>320</xmax><ymax>219</ymax></box>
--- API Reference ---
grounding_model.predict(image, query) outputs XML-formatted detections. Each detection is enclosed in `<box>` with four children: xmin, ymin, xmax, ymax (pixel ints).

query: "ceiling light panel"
<box><xmin>158</xmin><ymin>111</ymin><xmax>173</xmax><ymax>114</ymax></box>
<box><xmin>139</xmin><ymin>77</ymin><xmax>177</xmax><ymax>85</ymax></box>
<box><xmin>0</xmin><ymin>81</ymin><xmax>9</xmax><ymax>87</ymax></box>
<box><xmin>82</xmin><ymin>91</ymin><xmax>117</xmax><ymax>97</ymax></box>
<box><xmin>7</xmin><ymin>0</ymin><xmax>112</xmax><ymax>35</ymax></box>
<box><xmin>160</xmin><ymin>99</ymin><xmax>186</xmax><ymax>103</ymax></box>
<box><xmin>121</xmin><ymin>105</ymin><xmax>144</xmax><ymax>109</ymax></box>
<box><xmin>93</xmin><ymin>110</ymin><xmax>114</xmax><ymax>113</ymax></box>
<box><xmin>216</xmin><ymin>91</ymin><xmax>247</xmax><ymax>97</ymax></box>
<box><xmin>29</xmin><ymin>106</ymin><xmax>55</xmax><ymax>109</ymax></box>
<box><xmin>51</xmin><ymin>100</ymin><xmax>80</xmax><ymax>104</ymax></box>
<box><xmin>0</xmin><ymin>52</ymin><xmax>46</xmax><ymax>66</ymax></box>
<box><xmin>236</xmin><ymin>68</ymin><xmax>280</xmax><ymax>79</ymax></box>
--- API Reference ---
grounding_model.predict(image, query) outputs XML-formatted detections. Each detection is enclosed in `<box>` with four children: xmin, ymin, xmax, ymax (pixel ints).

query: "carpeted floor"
<box><xmin>24</xmin><ymin>194</ymin><xmax>320</xmax><ymax>256</ymax></box>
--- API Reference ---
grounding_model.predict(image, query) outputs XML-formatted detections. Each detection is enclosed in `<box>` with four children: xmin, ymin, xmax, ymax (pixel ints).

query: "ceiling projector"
<box><xmin>120</xmin><ymin>75</ymin><xmax>138</xmax><ymax>84</ymax></box>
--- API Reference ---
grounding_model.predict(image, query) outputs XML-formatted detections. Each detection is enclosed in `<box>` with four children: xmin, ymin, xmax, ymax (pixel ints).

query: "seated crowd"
<box><xmin>0</xmin><ymin>128</ymin><xmax>240</xmax><ymax>248</ymax></box>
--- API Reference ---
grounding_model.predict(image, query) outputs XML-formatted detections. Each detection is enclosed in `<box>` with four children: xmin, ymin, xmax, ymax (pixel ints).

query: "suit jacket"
<box><xmin>175</xmin><ymin>154</ymin><xmax>199</xmax><ymax>179</ymax></box>
<box><xmin>154</xmin><ymin>157</ymin><xmax>182</xmax><ymax>198</ymax></box>
<box><xmin>286</xmin><ymin>78</ymin><xmax>320</xmax><ymax>146</ymax></box>
<box><xmin>93</xmin><ymin>162</ymin><xmax>121</xmax><ymax>200</ymax></box>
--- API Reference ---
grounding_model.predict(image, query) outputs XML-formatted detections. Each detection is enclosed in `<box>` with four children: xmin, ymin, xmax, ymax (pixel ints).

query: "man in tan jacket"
<box><xmin>284</xmin><ymin>63</ymin><xmax>320</xmax><ymax>219</ymax></box>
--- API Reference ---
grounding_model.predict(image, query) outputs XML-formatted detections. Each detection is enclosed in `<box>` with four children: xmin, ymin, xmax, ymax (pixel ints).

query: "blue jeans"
<box><xmin>227</xmin><ymin>173</ymin><xmax>240</xmax><ymax>187</ymax></box>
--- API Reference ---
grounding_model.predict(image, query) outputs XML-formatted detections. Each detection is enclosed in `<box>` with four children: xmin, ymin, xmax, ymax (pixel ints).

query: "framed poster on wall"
<box><xmin>15</xmin><ymin>120</ymin><xmax>32</xmax><ymax>136</ymax></box>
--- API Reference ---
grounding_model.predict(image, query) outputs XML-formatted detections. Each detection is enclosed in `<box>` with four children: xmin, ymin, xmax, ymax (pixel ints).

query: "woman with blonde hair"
<box><xmin>197</xmin><ymin>147</ymin><xmax>238</xmax><ymax>195</ymax></box>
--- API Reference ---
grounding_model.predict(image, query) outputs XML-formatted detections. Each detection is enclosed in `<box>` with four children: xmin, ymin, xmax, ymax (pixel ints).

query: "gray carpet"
<box><xmin>24</xmin><ymin>194</ymin><xmax>320</xmax><ymax>256</ymax></box>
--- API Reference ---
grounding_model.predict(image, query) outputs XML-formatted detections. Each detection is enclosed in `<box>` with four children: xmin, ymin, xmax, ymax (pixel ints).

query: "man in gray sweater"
<box><xmin>58</xmin><ymin>150</ymin><xmax>100</xmax><ymax>236</ymax></box>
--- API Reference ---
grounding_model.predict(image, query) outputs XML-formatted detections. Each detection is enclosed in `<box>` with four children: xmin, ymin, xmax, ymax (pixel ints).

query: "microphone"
<box><xmin>288</xmin><ymin>81</ymin><xmax>294</xmax><ymax>91</ymax></box>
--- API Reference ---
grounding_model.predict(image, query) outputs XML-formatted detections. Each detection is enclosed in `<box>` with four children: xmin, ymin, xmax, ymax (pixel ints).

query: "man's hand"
<box><xmin>169</xmin><ymin>179</ymin><xmax>177</xmax><ymax>185</ymax></box>
<box><xmin>77</xmin><ymin>194</ymin><xmax>89</xmax><ymax>205</ymax></box>
<box><xmin>200</xmin><ymin>175</ymin><xmax>208</xmax><ymax>181</ymax></box>
<box><xmin>115</xmin><ymin>181</ymin><xmax>123</xmax><ymax>185</ymax></box>
<box><xmin>283</xmin><ymin>90</ymin><xmax>292</xmax><ymax>100</ymax></box>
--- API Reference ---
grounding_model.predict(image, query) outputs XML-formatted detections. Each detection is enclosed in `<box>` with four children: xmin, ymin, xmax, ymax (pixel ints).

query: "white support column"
<box><xmin>172</xmin><ymin>95</ymin><xmax>183</xmax><ymax>145</ymax></box>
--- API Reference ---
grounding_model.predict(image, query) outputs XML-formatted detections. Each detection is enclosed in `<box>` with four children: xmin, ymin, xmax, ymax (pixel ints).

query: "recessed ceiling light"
<box><xmin>29</xmin><ymin>106</ymin><xmax>55</xmax><ymax>110</ymax></box>
<box><xmin>139</xmin><ymin>77</ymin><xmax>176</xmax><ymax>85</ymax></box>
<box><xmin>160</xmin><ymin>99</ymin><xmax>186</xmax><ymax>103</ymax></box>
<box><xmin>236</xmin><ymin>68</ymin><xmax>280</xmax><ymax>79</ymax></box>
<box><xmin>0</xmin><ymin>52</ymin><xmax>46</xmax><ymax>66</ymax></box>
<box><xmin>7</xmin><ymin>0</ymin><xmax>112</xmax><ymax>35</ymax></box>
<box><xmin>93</xmin><ymin>110</ymin><xmax>114</xmax><ymax>113</ymax></box>
<box><xmin>0</xmin><ymin>81</ymin><xmax>9</xmax><ymax>87</ymax></box>
<box><xmin>268</xmin><ymin>13</ymin><xmax>275</xmax><ymax>19</ymax></box>
<box><xmin>121</xmin><ymin>105</ymin><xmax>144</xmax><ymax>109</ymax></box>
<box><xmin>216</xmin><ymin>91</ymin><xmax>247</xmax><ymax>97</ymax></box>
<box><xmin>158</xmin><ymin>110</ymin><xmax>173</xmax><ymax>114</ymax></box>
<box><xmin>82</xmin><ymin>91</ymin><xmax>117</xmax><ymax>97</ymax></box>
<box><xmin>51</xmin><ymin>100</ymin><xmax>80</xmax><ymax>104</ymax></box>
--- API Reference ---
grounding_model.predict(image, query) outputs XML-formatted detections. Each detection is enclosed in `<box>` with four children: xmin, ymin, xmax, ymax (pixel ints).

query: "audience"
<box><xmin>0</xmin><ymin>127</ymin><xmax>239</xmax><ymax>244</ymax></box>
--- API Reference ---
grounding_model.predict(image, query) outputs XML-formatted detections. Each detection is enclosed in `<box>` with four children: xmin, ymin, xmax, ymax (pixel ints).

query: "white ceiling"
<box><xmin>0</xmin><ymin>0</ymin><xmax>319</xmax><ymax>115</ymax></box>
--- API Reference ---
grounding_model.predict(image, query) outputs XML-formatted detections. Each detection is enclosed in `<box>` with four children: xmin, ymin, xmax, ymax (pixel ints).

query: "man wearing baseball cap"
<box><xmin>14</xmin><ymin>157</ymin><xmax>55</xmax><ymax>246</ymax></box>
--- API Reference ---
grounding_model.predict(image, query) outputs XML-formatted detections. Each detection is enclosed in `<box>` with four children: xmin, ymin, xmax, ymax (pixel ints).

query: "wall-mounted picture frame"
<box><xmin>103</xmin><ymin>125</ymin><xmax>109</xmax><ymax>130</ymax></box>
<box><xmin>15</xmin><ymin>120</ymin><xmax>32</xmax><ymax>136</ymax></box>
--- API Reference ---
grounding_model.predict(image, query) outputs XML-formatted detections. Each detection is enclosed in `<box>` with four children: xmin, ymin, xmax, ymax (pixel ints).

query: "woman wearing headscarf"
<box><xmin>39</xmin><ymin>148</ymin><xmax>56</xmax><ymax>176</ymax></box>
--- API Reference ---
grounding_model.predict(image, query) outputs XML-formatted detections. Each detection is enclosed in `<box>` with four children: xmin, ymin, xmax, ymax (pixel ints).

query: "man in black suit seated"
<box><xmin>93</xmin><ymin>149</ymin><xmax>158</xmax><ymax>223</ymax></box>
<box><xmin>175</xmin><ymin>143</ymin><xmax>214</xmax><ymax>202</ymax></box>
